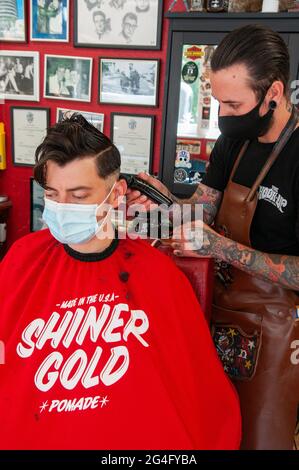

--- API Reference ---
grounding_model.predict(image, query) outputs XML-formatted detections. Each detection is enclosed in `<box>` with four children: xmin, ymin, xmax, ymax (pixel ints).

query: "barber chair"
<box><xmin>152</xmin><ymin>242</ymin><xmax>214</xmax><ymax>323</ymax></box>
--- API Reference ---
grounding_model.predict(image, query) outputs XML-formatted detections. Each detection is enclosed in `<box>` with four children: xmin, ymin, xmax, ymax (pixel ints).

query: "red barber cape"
<box><xmin>0</xmin><ymin>230</ymin><xmax>241</xmax><ymax>450</ymax></box>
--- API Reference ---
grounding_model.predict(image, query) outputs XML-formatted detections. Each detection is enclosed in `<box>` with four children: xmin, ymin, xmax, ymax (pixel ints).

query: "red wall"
<box><xmin>0</xmin><ymin>0</ymin><xmax>172</xmax><ymax>248</ymax></box>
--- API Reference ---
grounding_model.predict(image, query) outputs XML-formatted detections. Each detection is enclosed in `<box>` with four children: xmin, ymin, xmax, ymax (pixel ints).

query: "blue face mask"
<box><xmin>42</xmin><ymin>183</ymin><xmax>116</xmax><ymax>245</ymax></box>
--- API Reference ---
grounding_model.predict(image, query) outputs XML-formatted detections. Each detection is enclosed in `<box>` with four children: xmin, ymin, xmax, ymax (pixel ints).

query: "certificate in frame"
<box><xmin>111</xmin><ymin>113</ymin><xmax>154</xmax><ymax>175</ymax></box>
<box><xmin>30</xmin><ymin>177</ymin><xmax>46</xmax><ymax>232</ymax></box>
<box><xmin>99</xmin><ymin>57</ymin><xmax>159</xmax><ymax>107</ymax></box>
<box><xmin>11</xmin><ymin>107</ymin><xmax>50</xmax><ymax>167</ymax></box>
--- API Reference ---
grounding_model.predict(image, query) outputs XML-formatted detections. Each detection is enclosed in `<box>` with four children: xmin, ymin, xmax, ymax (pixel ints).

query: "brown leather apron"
<box><xmin>212</xmin><ymin>109</ymin><xmax>299</xmax><ymax>450</ymax></box>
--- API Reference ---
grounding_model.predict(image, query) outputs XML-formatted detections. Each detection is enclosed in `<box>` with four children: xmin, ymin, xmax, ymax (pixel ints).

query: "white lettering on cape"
<box><xmin>16</xmin><ymin>303</ymin><xmax>149</xmax><ymax>392</ymax></box>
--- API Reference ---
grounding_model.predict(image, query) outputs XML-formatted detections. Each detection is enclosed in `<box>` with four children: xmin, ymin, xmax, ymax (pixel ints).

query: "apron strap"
<box><xmin>229</xmin><ymin>140</ymin><xmax>250</xmax><ymax>182</ymax></box>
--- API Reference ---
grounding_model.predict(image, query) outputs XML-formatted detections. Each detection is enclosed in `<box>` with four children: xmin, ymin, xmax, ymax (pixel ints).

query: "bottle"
<box><xmin>0</xmin><ymin>122</ymin><xmax>6</xmax><ymax>170</ymax></box>
<box><xmin>206</xmin><ymin>0</ymin><xmax>229</xmax><ymax>11</ymax></box>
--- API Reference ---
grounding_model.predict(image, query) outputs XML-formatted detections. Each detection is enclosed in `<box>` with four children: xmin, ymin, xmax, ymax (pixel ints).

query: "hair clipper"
<box><xmin>120</xmin><ymin>174</ymin><xmax>173</xmax><ymax>207</ymax></box>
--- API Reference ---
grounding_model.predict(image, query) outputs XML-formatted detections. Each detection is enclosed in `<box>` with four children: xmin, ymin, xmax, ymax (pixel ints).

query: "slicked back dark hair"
<box><xmin>34</xmin><ymin>113</ymin><xmax>121</xmax><ymax>188</ymax></box>
<box><xmin>211</xmin><ymin>25</ymin><xmax>290</xmax><ymax>100</ymax></box>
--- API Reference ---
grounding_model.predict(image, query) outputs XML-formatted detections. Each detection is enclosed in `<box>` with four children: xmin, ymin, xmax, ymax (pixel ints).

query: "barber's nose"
<box><xmin>218</xmin><ymin>104</ymin><xmax>232</xmax><ymax>117</ymax></box>
<box><xmin>218</xmin><ymin>103</ymin><xmax>225</xmax><ymax>117</ymax></box>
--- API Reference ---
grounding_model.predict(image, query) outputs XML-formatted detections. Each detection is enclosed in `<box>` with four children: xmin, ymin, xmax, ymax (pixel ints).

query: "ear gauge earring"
<box><xmin>269</xmin><ymin>100</ymin><xmax>277</xmax><ymax>110</ymax></box>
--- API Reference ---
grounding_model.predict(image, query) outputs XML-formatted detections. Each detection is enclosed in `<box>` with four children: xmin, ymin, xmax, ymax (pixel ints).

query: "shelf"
<box><xmin>165</xmin><ymin>12</ymin><xmax>299</xmax><ymax>19</ymax></box>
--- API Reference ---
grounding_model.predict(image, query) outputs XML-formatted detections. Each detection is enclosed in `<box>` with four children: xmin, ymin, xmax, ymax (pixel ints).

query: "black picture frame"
<box><xmin>111</xmin><ymin>112</ymin><xmax>154</xmax><ymax>175</ymax></box>
<box><xmin>98</xmin><ymin>57</ymin><xmax>160</xmax><ymax>107</ymax></box>
<box><xmin>30</xmin><ymin>177</ymin><xmax>45</xmax><ymax>232</ymax></box>
<box><xmin>74</xmin><ymin>0</ymin><xmax>163</xmax><ymax>50</ymax></box>
<box><xmin>11</xmin><ymin>106</ymin><xmax>50</xmax><ymax>167</ymax></box>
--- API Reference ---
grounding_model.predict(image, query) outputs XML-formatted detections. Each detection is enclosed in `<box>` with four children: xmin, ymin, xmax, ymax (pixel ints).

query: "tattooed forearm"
<box><xmin>175</xmin><ymin>183</ymin><xmax>222</xmax><ymax>225</ymax></box>
<box><xmin>198</xmin><ymin>232</ymin><xmax>299</xmax><ymax>290</ymax></box>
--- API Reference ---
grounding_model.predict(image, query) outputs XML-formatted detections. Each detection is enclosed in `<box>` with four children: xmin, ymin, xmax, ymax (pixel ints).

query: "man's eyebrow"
<box><xmin>222</xmin><ymin>100</ymin><xmax>241</xmax><ymax>104</ymax></box>
<box><xmin>44</xmin><ymin>186</ymin><xmax>93</xmax><ymax>192</ymax></box>
<box><xmin>212</xmin><ymin>95</ymin><xmax>241</xmax><ymax>104</ymax></box>
<box><xmin>212</xmin><ymin>94</ymin><xmax>241</xmax><ymax>104</ymax></box>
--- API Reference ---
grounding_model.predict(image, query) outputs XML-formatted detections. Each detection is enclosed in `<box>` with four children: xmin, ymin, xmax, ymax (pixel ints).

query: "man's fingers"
<box><xmin>126</xmin><ymin>189</ymin><xmax>141</xmax><ymax>200</ymax></box>
<box><xmin>137</xmin><ymin>172</ymin><xmax>167</xmax><ymax>194</ymax></box>
<box><xmin>125</xmin><ymin>172</ymin><xmax>168</xmax><ymax>210</ymax></box>
<box><xmin>138</xmin><ymin>171</ymin><xmax>151</xmax><ymax>180</ymax></box>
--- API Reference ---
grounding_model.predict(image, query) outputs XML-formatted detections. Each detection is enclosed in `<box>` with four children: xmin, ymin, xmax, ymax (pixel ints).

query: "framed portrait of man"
<box><xmin>74</xmin><ymin>0</ymin><xmax>162</xmax><ymax>49</ymax></box>
<box><xmin>30</xmin><ymin>0</ymin><xmax>69</xmax><ymax>42</ymax></box>
<box><xmin>0</xmin><ymin>0</ymin><xmax>26</xmax><ymax>42</ymax></box>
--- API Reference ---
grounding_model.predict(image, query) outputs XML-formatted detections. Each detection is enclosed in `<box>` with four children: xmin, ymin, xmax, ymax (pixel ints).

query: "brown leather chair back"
<box><xmin>155</xmin><ymin>244</ymin><xmax>214</xmax><ymax>323</ymax></box>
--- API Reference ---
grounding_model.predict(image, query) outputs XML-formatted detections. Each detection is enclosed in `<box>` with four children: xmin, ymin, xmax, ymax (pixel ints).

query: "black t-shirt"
<box><xmin>202</xmin><ymin>129</ymin><xmax>299</xmax><ymax>255</ymax></box>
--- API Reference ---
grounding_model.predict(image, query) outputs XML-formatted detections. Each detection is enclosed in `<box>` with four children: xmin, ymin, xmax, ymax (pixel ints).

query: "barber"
<box><xmin>126</xmin><ymin>25</ymin><xmax>299</xmax><ymax>450</ymax></box>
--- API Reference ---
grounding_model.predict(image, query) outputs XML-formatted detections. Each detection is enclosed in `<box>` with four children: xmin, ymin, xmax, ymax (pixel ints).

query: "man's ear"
<box><xmin>111</xmin><ymin>179</ymin><xmax>127</xmax><ymax>209</ymax></box>
<box><xmin>267</xmin><ymin>80</ymin><xmax>284</xmax><ymax>107</ymax></box>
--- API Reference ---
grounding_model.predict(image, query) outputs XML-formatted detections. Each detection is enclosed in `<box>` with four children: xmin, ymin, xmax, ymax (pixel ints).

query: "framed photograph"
<box><xmin>111</xmin><ymin>113</ymin><xmax>154</xmax><ymax>175</ymax></box>
<box><xmin>11</xmin><ymin>107</ymin><xmax>50</xmax><ymax>167</ymax></box>
<box><xmin>74</xmin><ymin>0</ymin><xmax>163</xmax><ymax>50</ymax></box>
<box><xmin>0</xmin><ymin>51</ymin><xmax>39</xmax><ymax>101</ymax></box>
<box><xmin>57</xmin><ymin>108</ymin><xmax>104</xmax><ymax>132</ymax></box>
<box><xmin>0</xmin><ymin>0</ymin><xmax>26</xmax><ymax>42</ymax></box>
<box><xmin>44</xmin><ymin>55</ymin><xmax>93</xmax><ymax>102</ymax></box>
<box><xmin>30</xmin><ymin>0</ymin><xmax>69</xmax><ymax>42</ymax></box>
<box><xmin>30</xmin><ymin>178</ymin><xmax>46</xmax><ymax>232</ymax></box>
<box><xmin>99</xmin><ymin>58</ymin><xmax>159</xmax><ymax>107</ymax></box>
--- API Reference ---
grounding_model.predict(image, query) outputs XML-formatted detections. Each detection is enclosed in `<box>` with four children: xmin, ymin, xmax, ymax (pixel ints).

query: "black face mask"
<box><xmin>218</xmin><ymin>96</ymin><xmax>277</xmax><ymax>140</ymax></box>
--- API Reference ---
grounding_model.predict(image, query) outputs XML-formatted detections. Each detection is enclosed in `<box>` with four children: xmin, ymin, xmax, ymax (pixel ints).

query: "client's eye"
<box><xmin>73</xmin><ymin>194</ymin><xmax>88</xmax><ymax>200</ymax></box>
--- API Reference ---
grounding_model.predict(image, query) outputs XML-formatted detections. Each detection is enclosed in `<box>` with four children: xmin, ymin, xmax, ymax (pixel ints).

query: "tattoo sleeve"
<box><xmin>206</xmin><ymin>234</ymin><xmax>299</xmax><ymax>291</ymax></box>
<box><xmin>173</xmin><ymin>183</ymin><xmax>223</xmax><ymax>225</ymax></box>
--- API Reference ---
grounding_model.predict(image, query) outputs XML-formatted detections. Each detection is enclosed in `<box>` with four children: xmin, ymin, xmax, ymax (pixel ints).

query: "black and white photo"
<box><xmin>99</xmin><ymin>58</ymin><xmax>159</xmax><ymax>106</ymax></box>
<box><xmin>30</xmin><ymin>178</ymin><xmax>46</xmax><ymax>232</ymax></box>
<box><xmin>57</xmin><ymin>108</ymin><xmax>104</xmax><ymax>132</ymax></box>
<box><xmin>0</xmin><ymin>51</ymin><xmax>39</xmax><ymax>101</ymax></box>
<box><xmin>44</xmin><ymin>55</ymin><xmax>92</xmax><ymax>102</ymax></box>
<box><xmin>74</xmin><ymin>0</ymin><xmax>162</xmax><ymax>49</ymax></box>
<box><xmin>11</xmin><ymin>107</ymin><xmax>50</xmax><ymax>166</ymax></box>
<box><xmin>0</xmin><ymin>0</ymin><xmax>26</xmax><ymax>42</ymax></box>
<box><xmin>30</xmin><ymin>0</ymin><xmax>69</xmax><ymax>42</ymax></box>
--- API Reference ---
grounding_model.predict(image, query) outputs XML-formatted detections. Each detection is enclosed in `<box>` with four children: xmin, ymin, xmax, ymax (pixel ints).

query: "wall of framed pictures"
<box><xmin>0</xmin><ymin>0</ymin><xmax>169</xmax><ymax>247</ymax></box>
